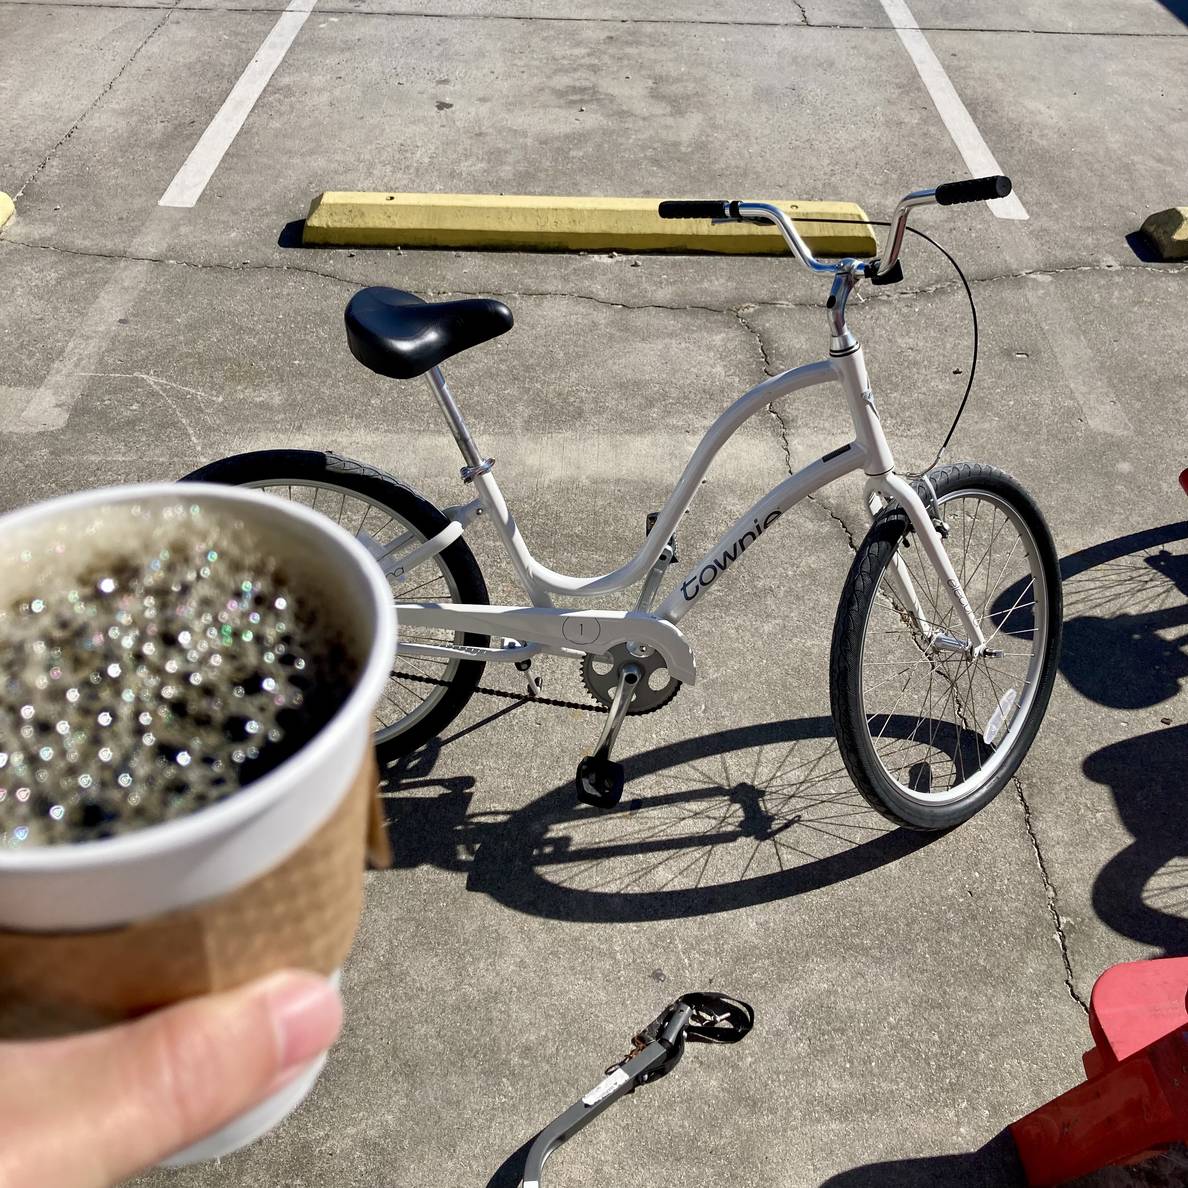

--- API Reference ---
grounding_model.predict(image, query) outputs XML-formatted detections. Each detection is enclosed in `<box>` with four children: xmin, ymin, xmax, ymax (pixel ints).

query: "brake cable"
<box><xmin>788</xmin><ymin>214</ymin><xmax>979</xmax><ymax>475</ymax></box>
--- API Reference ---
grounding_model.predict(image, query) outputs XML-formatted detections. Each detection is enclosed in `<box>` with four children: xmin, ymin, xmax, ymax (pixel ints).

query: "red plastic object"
<box><xmin>1010</xmin><ymin>958</ymin><xmax>1188</xmax><ymax>1186</ymax></box>
<box><xmin>1179</xmin><ymin>468</ymin><xmax>1188</xmax><ymax>497</ymax></box>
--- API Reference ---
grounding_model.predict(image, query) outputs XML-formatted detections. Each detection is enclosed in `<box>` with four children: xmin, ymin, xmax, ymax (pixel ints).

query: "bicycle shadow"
<box><xmin>1058</xmin><ymin>521</ymin><xmax>1186</xmax><ymax>955</ymax></box>
<box><xmin>1058</xmin><ymin>522</ymin><xmax>1188</xmax><ymax>711</ymax></box>
<box><xmin>993</xmin><ymin>519</ymin><xmax>1188</xmax><ymax>954</ymax></box>
<box><xmin>379</xmin><ymin>522</ymin><xmax>1188</xmax><ymax>931</ymax></box>
<box><xmin>1085</xmin><ymin>723</ymin><xmax>1188</xmax><ymax>956</ymax></box>
<box><xmin>378</xmin><ymin>715</ymin><xmax>943</xmax><ymax>924</ymax></box>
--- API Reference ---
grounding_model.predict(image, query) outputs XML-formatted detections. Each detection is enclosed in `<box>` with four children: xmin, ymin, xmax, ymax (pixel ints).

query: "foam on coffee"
<box><xmin>0</xmin><ymin>497</ymin><xmax>359</xmax><ymax>848</ymax></box>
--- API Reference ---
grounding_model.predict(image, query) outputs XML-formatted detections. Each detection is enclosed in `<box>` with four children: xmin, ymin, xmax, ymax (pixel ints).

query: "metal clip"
<box><xmin>460</xmin><ymin>458</ymin><xmax>495</xmax><ymax>483</ymax></box>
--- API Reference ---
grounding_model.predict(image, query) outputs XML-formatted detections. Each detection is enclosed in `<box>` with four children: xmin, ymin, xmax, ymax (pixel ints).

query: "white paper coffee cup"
<box><xmin>0</xmin><ymin>482</ymin><xmax>397</xmax><ymax>1161</ymax></box>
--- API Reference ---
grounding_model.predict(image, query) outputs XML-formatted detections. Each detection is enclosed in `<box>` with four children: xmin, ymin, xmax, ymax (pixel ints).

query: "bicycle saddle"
<box><xmin>344</xmin><ymin>286</ymin><xmax>513</xmax><ymax>379</ymax></box>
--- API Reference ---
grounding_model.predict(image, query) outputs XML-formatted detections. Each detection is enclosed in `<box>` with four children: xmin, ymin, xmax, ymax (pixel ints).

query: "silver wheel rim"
<box><xmin>856</xmin><ymin>487</ymin><xmax>1051</xmax><ymax>807</ymax></box>
<box><xmin>241</xmin><ymin>479</ymin><xmax>466</xmax><ymax>745</ymax></box>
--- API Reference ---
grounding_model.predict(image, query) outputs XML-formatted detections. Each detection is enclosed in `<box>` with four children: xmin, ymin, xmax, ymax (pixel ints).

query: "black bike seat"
<box><xmin>344</xmin><ymin>286</ymin><xmax>513</xmax><ymax>380</ymax></box>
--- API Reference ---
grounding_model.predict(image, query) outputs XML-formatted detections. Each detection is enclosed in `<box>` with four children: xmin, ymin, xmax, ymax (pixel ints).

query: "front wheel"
<box><xmin>830</xmin><ymin>462</ymin><xmax>1062</xmax><ymax>830</ymax></box>
<box><xmin>182</xmin><ymin>450</ymin><xmax>490</xmax><ymax>760</ymax></box>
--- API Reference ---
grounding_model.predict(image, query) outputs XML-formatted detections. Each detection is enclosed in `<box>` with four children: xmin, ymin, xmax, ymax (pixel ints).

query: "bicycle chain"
<box><xmin>394</xmin><ymin>660</ymin><xmax>681</xmax><ymax>717</ymax></box>
<box><xmin>392</xmin><ymin>668</ymin><xmax>609</xmax><ymax>713</ymax></box>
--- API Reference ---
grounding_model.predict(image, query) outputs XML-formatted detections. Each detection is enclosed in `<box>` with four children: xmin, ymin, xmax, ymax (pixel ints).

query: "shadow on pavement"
<box><xmin>818</xmin><ymin>1130</ymin><xmax>1024</xmax><ymax>1187</ymax></box>
<box><xmin>380</xmin><ymin>716</ymin><xmax>939</xmax><ymax>923</ymax></box>
<box><xmin>1156</xmin><ymin>0</ymin><xmax>1188</xmax><ymax>28</ymax></box>
<box><xmin>1047</xmin><ymin>519</ymin><xmax>1188</xmax><ymax>955</ymax></box>
<box><xmin>483</xmin><ymin>1134</ymin><xmax>537</xmax><ymax>1188</ymax></box>
<box><xmin>380</xmin><ymin>519</ymin><xmax>1187</xmax><ymax>934</ymax></box>
<box><xmin>819</xmin><ymin>1133</ymin><xmax>1188</xmax><ymax>1188</ymax></box>
<box><xmin>1056</xmin><ymin>521</ymin><xmax>1188</xmax><ymax>711</ymax></box>
<box><xmin>1086</xmin><ymin>723</ymin><xmax>1187</xmax><ymax>955</ymax></box>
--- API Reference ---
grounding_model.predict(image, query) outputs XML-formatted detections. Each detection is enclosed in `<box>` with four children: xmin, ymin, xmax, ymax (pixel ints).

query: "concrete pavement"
<box><xmin>1</xmin><ymin>1</ymin><xmax>1186</xmax><ymax>1184</ymax></box>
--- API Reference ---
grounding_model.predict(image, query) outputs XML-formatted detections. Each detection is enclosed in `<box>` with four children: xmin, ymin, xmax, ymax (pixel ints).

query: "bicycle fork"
<box><xmin>866</xmin><ymin>471</ymin><xmax>990</xmax><ymax>655</ymax></box>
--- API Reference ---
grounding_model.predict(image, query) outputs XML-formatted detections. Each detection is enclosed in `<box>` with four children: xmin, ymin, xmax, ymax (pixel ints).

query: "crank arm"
<box><xmin>591</xmin><ymin>663</ymin><xmax>641</xmax><ymax>759</ymax></box>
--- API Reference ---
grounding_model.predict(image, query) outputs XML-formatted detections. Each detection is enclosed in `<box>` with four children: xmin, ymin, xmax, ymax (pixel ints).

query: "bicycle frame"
<box><xmin>390</xmin><ymin>230</ymin><xmax>990</xmax><ymax>682</ymax></box>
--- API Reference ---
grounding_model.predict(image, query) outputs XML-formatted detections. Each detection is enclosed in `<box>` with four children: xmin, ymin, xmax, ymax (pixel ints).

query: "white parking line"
<box><xmin>879</xmin><ymin>0</ymin><xmax>1028</xmax><ymax>220</ymax></box>
<box><xmin>159</xmin><ymin>0</ymin><xmax>318</xmax><ymax>208</ymax></box>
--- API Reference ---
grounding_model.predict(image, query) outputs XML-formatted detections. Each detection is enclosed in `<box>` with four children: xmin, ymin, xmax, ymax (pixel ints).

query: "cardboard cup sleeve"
<box><xmin>0</xmin><ymin>751</ymin><xmax>385</xmax><ymax>1040</ymax></box>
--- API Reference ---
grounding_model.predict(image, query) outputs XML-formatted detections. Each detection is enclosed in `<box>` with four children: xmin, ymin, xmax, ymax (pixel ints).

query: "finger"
<box><xmin>0</xmin><ymin>969</ymin><xmax>342</xmax><ymax>1188</ymax></box>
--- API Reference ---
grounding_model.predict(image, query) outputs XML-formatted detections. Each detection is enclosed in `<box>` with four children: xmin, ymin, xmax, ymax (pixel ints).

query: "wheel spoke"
<box><xmin>236</xmin><ymin>474</ymin><xmax>480</xmax><ymax>749</ymax></box>
<box><xmin>849</xmin><ymin>479</ymin><xmax>1054</xmax><ymax>815</ymax></box>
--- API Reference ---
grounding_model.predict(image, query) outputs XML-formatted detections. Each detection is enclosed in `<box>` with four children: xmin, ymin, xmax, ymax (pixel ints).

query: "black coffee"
<box><xmin>0</xmin><ymin>499</ymin><xmax>359</xmax><ymax>847</ymax></box>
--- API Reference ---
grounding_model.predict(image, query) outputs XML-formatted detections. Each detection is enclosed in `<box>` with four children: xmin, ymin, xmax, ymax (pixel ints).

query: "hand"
<box><xmin>0</xmin><ymin>970</ymin><xmax>342</xmax><ymax>1188</ymax></box>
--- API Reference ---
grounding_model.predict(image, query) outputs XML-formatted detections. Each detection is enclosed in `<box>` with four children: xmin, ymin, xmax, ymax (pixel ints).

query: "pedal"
<box><xmin>645</xmin><ymin>512</ymin><xmax>678</xmax><ymax>564</ymax></box>
<box><xmin>577</xmin><ymin>754</ymin><xmax>625</xmax><ymax>809</ymax></box>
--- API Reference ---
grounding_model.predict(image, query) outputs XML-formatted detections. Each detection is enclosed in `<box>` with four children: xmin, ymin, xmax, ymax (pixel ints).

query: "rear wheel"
<box><xmin>183</xmin><ymin>450</ymin><xmax>489</xmax><ymax>759</ymax></box>
<box><xmin>830</xmin><ymin>463</ymin><xmax>1062</xmax><ymax>830</ymax></box>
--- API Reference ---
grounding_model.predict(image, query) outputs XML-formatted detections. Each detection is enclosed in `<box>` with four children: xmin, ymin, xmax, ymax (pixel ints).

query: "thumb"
<box><xmin>0</xmin><ymin>969</ymin><xmax>342</xmax><ymax>1188</ymax></box>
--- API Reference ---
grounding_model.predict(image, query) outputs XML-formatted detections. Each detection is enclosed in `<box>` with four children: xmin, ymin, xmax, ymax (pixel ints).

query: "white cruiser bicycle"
<box><xmin>186</xmin><ymin>175</ymin><xmax>1063</xmax><ymax>830</ymax></box>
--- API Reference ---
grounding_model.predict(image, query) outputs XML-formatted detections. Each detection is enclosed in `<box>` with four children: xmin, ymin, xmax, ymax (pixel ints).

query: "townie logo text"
<box><xmin>680</xmin><ymin>510</ymin><xmax>782</xmax><ymax>601</ymax></box>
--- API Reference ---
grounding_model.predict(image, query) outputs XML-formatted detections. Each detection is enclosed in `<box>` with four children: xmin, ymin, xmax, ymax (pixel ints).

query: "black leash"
<box><xmin>515</xmin><ymin>992</ymin><xmax>754</xmax><ymax>1186</ymax></box>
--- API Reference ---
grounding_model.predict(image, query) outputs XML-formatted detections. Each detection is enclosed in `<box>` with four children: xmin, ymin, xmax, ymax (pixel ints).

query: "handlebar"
<box><xmin>657</xmin><ymin>175</ymin><xmax>1012</xmax><ymax>282</ymax></box>
<box><xmin>657</xmin><ymin>200</ymin><xmax>736</xmax><ymax>220</ymax></box>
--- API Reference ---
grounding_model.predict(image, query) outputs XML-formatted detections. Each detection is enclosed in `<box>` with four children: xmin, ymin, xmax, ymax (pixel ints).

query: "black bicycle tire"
<box><xmin>181</xmin><ymin>449</ymin><xmax>490</xmax><ymax>759</ymax></box>
<box><xmin>829</xmin><ymin>462</ymin><xmax>1063</xmax><ymax>830</ymax></box>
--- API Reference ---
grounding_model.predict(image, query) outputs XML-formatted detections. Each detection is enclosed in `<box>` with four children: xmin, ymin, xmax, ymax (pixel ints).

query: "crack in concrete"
<box><xmin>761</xmin><ymin>395</ymin><xmax>861</xmax><ymax>553</ymax></box>
<box><xmin>0</xmin><ymin>236</ymin><xmax>368</xmax><ymax>292</ymax></box>
<box><xmin>1014</xmin><ymin>775</ymin><xmax>1089</xmax><ymax>1013</ymax></box>
<box><xmin>734</xmin><ymin>306</ymin><xmax>776</xmax><ymax>376</ymax></box>
<box><xmin>732</xmin><ymin>307</ymin><xmax>847</xmax><ymax>539</ymax></box>
<box><xmin>734</xmin><ymin>300</ymin><xmax>862</xmax><ymax>554</ymax></box>
<box><xmin>766</xmin><ymin>403</ymin><xmax>794</xmax><ymax>471</ymax></box>
<box><xmin>811</xmin><ymin>492</ymin><xmax>859</xmax><ymax>551</ymax></box>
<box><xmin>4</xmin><ymin>236</ymin><xmax>1185</xmax><ymax>313</ymax></box>
<box><xmin>3</xmin><ymin>1</ymin><xmax>1186</xmax><ymax>37</ymax></box>
<box><xmin>427</xmin><ymin>256</ymin><xmax>1188</xmax><ymax>311</ymax></box>
<box><xmin>0</xmin><ymin>1</ymin><xmax>811</xmax><ymax>26</ymax></box>
<box><xmin>15</xmin><ymin>1</ymin><xmax>180</xmax><ymax>199</ymax></box>
<box><xmin>429</xmin><ymin>285</ymin><xmax>730</xmax><ymax>316</ymax></box>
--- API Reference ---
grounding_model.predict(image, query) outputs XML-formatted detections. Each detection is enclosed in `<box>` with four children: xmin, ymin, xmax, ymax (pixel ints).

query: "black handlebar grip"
<box><xmin>657</xmin><ymin>200</ymin><xmax>734</xmax><ymax>220</ymax></box>
<box><xmin>934</xmin><ymin>175</ymin><xmax>1012</xmax><ymax>205</ymax></box>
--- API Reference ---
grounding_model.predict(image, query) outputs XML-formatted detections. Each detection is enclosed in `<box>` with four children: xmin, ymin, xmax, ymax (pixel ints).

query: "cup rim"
<box><xmin>0</xmin><ymin>482</ymin><xmax>396</xmax><ymax>872</ymax></box>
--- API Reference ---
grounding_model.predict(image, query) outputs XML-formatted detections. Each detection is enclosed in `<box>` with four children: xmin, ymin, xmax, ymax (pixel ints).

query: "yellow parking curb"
<box><xmin>303</xmin><ymin>192</ymin><xmax>876</xmax><ymax>256</ymax></box>
<box><xmin>0</xmin><ymin>193</ymin><xmax>14</xmax><ymax>232</ymax></box>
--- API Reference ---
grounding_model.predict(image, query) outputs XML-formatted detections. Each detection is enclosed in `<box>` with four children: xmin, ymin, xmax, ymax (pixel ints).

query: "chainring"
<box><xmin>579</xmin><ymin>643</ymin><xmax>682</xmax><ymax>715</ymax></box>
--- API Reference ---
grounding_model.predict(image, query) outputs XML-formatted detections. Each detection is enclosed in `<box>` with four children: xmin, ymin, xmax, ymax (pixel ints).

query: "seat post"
<box><xmin>425</xmin><ymin>366</ymin><xmax>488</xmax><ymax>476</ymax></box>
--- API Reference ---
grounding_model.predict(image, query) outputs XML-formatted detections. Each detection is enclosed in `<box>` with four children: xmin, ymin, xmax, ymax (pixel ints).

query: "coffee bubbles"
<box><xmin>0</xmin><ymin>500</ymin><xmax>357</xmax><ymax>847</ymax></box>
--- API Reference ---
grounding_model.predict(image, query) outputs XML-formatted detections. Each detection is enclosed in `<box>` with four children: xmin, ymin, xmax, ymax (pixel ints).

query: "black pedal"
<box><xmin>645</xmin><ymin>512</ymin><xmax>678</xmax><ymax>564</ymax></box>
<box><xmin>577</xmin><ymin>755</ymin><xmax>625</xmax><ymax>809</ymax></box>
